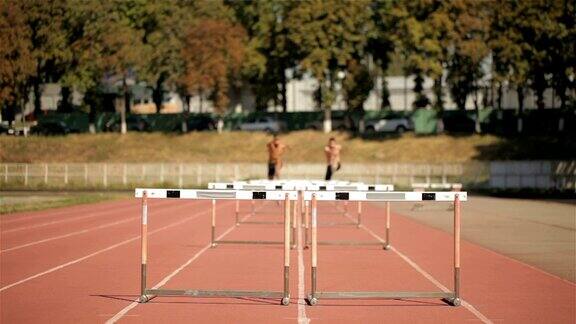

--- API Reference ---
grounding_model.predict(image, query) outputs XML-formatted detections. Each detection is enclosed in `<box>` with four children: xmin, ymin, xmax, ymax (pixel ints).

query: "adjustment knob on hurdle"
<box><xmin>281</xmin><ymin>296</ymin><xmax>290</xmax><ymax>306</ymax></box>
<box><xmin>307</xmin><ymin>296</ymin><xmax>318</xmax><ymax>306</ymax></box>
<box><xmin>139</xmin><ymin>295</ymin><xmax>150</xmax><ymax>303</ymax></box>
<box><xmin>442</xmin><ymin>297</ymin><xmax>461</xmax><ymax>307</ymax></box>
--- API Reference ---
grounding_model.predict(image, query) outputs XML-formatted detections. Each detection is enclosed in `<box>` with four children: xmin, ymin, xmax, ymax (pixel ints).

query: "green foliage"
<box><xmin>286</xmin><ymin>0</ymin><xmax>374</xmax><ymax>110</ymax></box>
<box><xmin>0</xmin><ymin>0</ymin><xmax>35</xmax><ymax>123</ymax></box>
<box><xmin>1</xmin><ymin>0</ymin><xmax>574</xmax><ymax>125</ymax></box>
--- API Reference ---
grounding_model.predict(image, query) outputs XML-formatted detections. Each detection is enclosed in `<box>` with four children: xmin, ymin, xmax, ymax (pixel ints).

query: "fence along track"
<box><xmin>0</xmin><ymin>161</ymin><xmax>574</xmax><ymax>190</ymax></box>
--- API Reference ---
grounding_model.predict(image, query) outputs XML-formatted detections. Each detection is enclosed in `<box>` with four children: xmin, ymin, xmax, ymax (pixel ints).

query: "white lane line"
<box><xmin>2</xmin><ymin>201</ymin><xmax>196</xmax><ymax>252</ymax></box>
<box><xmin>0</xmin><ymin>202</ymin><xmax>231</xmax><ymax>292</ymax></box>
<box><xmin>356</xmin><ymin>212</ymin><xmax>493</xmax><ymax>324</ymax></box>
<box><xmin>297</xmin><ymin>208</ymin><xmax>310</xmax><ymax>324</ymax></box>
<box><xmin>0</xmin><ymin>199</ymin><xmax>157</xmax><ymax>224</ymax></box>
<box><xmin>106</xmin><ymin>202</ymin><xmax>266</xmax><ymax>324</ymax></box>
<box><xmin>2</xmin><ymin>204</ymin><xmax>137</xmax><ymax>234</ymax></box>
<box><xmin>2</xmin><ymin>217</ymin><xmax>138</xmax><ymax>253</ymax></box>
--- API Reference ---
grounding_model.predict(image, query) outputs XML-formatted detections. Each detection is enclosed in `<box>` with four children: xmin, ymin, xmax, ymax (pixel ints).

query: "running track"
<box><xmin>1</xmin><ymin>198</ymin><xmax>574</xmax><ymax>323</ymax></box>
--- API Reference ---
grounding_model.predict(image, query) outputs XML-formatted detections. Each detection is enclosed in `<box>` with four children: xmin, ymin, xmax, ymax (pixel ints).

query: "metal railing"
<box><xmin>0</xmin><ymin>161</ymin><xmax>573</xmax><ymax>190</ymax></box>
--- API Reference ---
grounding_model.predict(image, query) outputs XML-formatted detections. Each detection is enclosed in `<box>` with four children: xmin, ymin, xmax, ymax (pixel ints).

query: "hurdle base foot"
<box><xmin>210</xmin><ymin>243</ymin><xmax>217</xmax><ymax>248</ymax></box>
<box><xmin>442</xmin><ymin>297</ymin><xmax>460</xmax><ymax>307</ymax></box>
<box><xmin>139</xmin><ymin>295</ymin><xmax>150</xmax><ymax>303</ymax></box>
<box><xmin>281</xmin><ymin>296</ymin><xmax>290</xmax><ymax>306</ymax></box>
<box><xmin>383</xmin><ymin>244</ymin><xmax>391</xmax><ymax>250</ymax></box>
<box><xmin>306</xmin><ymin>295</ymin><xmax>318</xmax><ymax>306</ymax></box>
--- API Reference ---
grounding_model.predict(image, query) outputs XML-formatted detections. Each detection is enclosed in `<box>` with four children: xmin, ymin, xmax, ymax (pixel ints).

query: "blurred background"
<box><xmin>0</xmin><ymin>0</ymin><xmax>574</xmax><ymax>203</ymax></box>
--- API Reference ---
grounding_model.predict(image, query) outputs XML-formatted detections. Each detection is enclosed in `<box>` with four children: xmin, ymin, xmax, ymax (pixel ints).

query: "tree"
<box><xmin>0</xmin><ymin>0</ymin><xmax>35</xmax><ymax>125</ymax></box>
<box><xmin>286</xmin><ymin>0</ymin><xmax>374</xmax><ymax>132</ymax></box>
<box><xmin>180</xmin><ymin>19</ymin><xmax>246</xmax><ymax>116</ymax></box>
<box><xmin>342</xmin><ymin>59</ymin><xmax>374</xmax><ymax>132</ymax></box>
<box><xmin>390</xmin><ymin>0</ymin><xmax>443</xmax><ymax>109</ymax></box>
<box><xmin>17</xmin><ymin>0</ymin><xmax>71</xmax><ymax>118</ymax></box>
<box><xmin>368</xmin><ymin>0</ymin><xmax>399</xmax><ymax>110</ymax></box>
<box><xmin>228</xmin><ymin>0</ymin><xmax>299</xmax><ymax>113</ymax></box>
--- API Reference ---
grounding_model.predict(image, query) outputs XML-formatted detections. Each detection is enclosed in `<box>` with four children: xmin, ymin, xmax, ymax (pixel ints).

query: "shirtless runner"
<box><xmin>324</xmin><ymin>137</ymin><xmax>342</xmax><ymax>180</ymax></box>
<box><xmin>267</xmin><ymin>134</ymin><xmax>289</xmax><ymax>180</ymax></box>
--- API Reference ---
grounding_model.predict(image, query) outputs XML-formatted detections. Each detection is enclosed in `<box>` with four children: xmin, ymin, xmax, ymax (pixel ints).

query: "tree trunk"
<box><xmin>320</xmin><ymin>84</ymin><xmax>332</xmax><ymax>133</ymax></box>
<box><xmin>533</xmin><ymin>72</ymin><xmax>546</xmax><ymax>110</ymax></box>
<box><xmin>88</xmin><ymin>102</ymin><xmax>96</xmax><ymax>134</ymax></box>
<box><xmin>381</xmin><ymin>78</ymin><xmax>390</xmax><ymax>109</ymax></box>
<box><xmin>517</xmin><ymin>85</ymin><xmax>525</xmax><ymax>133</ymax></box>
<box><xmin>58</xmin><ymin>86</ymin><xmax>72</xmax><ymax>112</ymax></box>
<box><xmin>122</xmin><ymin>77</ymin><xmax>129</xmax><ymax>134</ymax></box>
<box><xmin>473</xmin><ymin>85</ymin><xmax>481</xmax><ymax>133</ymax></box>
<box><xmin>5</xmin><ymin>102</ymin><xmax>16</xmax><ymax>126</ymax></box>
<box><xmin>152</xmin><ymin>75</ymin><xmax>165</xmax><ymax>114</ymax></box>
<box><xmin>199</xmin><ymin>89</ymin><xmax>204</xmax><ymax>113</ymax></box>
<box><xmin>433</xmin><ymin>76</ymin><xmax>443</xmax><ymax>110</ymax></box>
<box><xmin>33</xmin><ymin>76</ymin><xmax>42</xmax><ymax>117</ymax></box>
<box><xmin>323</xmin><ymin>106</ymin><xmax>332</xmax><ymax>133</ymax></box>
<box><xmin>497</xmin><ymin>82</ymin><xmax>503</xmax><ymax>110</ymax></box>
<box><xmin>281</xmin><ymin>73</ymin><xmax>287</xmax><ymax>113</ymax></box>
<box><xmin>182</xmin><ymin>94</ymin><xmax>190</xmax><ymax>133</ymax></box>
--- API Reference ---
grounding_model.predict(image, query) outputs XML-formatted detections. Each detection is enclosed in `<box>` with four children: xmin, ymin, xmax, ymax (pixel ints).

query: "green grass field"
<box><xmin>2</xmin><ymin>131</ymin><xmax>574</xmax><ymax>163</ymax></box>
<box><xmin>0</xmin><ymin>192</ymin><xmax>129</xmax><ymax>215</ymax></box>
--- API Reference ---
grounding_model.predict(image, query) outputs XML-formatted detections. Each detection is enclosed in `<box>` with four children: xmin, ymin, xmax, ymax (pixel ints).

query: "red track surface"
<box><xmin>1</xmin><ymin>198</ymin><xmax>574</xmax><ymax>323</ymax></box>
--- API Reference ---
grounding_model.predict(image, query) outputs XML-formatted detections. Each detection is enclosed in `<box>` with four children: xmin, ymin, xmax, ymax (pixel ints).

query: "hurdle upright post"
<box><xmin>291</xmin><ymin>193</ymin><xmax>297</xmax><ymax>249</ymax></box>
<box><xmin>139</xmin><ymin>191</ymin><xmax>149</xmax><ymax>303</ymax></box>
<box><xmin>308</xmin><ymin>194</ymin><xmax>318</xmax><ymax>305</ymax></box>
<box><xmin>235</xmin><ymin>200</ymin><xmax>240</xmax><ymax>226</ymax></box>
<box><xmin>452</xmin><ymin>195</ymin><xmax>461</xmax><ymax>305</ymax></box>
<box><xmin>211</xmin><ymin>199</ymin><xmax>216</xmax><ymax>247</ymax></box>
<box><xmin>384</xmin><ymin>202</ymin><xmax>391</xmax><ymax>250</ymax></box>
<box><xmin>357</xmin><ymin>201</ymin><xmax>362</xmax><ymax>227</ymax></box>
<box><xmin>282</xmin><ymin>193</ymin><xmax>291</xmax><ymax>305</ymax></box>
<box><xmin>304</xmin><ymin>200</ymin><xmax>310</xmax><ymax>248</ymax></box>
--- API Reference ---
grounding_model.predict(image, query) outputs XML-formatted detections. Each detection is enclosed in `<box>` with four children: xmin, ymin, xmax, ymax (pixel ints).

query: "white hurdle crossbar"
<box><xmin>304</xmin><ymin>190</ymin><xmax>466</xmax><ymax>307</ymax></box>
<box><xmin>135</xmin><ymin>188</ymin><xmax>297</xmax><ymax>306</ymax></box>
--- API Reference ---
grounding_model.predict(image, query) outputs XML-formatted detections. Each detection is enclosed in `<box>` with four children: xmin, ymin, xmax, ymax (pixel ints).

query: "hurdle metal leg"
<box><xmin>291</xmin><ymin>195</ymin><xmax>297</xmax><ymax>249</ymax></box>
<box><xmin>210</xmin><ymin>199</ymin><xmax>216</xmax><ymax>247</ymax></box>
<box><xmin>139</xmin><ymin>191</ymin><xmax>150</xmax><ymax>303</ymax></box>
<box><xmin>443</xmin><ymin>195</ymin><xmax>461</xmax><ymax>306</ymax></box>
<box><xmin>384</xmin><ymin>202</ymin><xmax>391</xmax><ymax>250</ymax></box>
<box><xmin>307</xmin><ymin>194</ymin><xmax>318</xmax><ymax>305</ymax></box>
<box><xmin>282</xmin><ymin>194</ymin><xmax>291</xmax><ymax>305</ymax></box>
<box><xmin>357</xmin><ymin>201</ymin><xmax>362</xmax><ymax>227</ymax></box>
<box><xmin>304</xmin><ymin>200</ymin><xmax>310</xmax><ymax>248</ymax></box>
<box><xmin>235</xmin><ymin>200</ymin><xmax>240</xmax><ymax>226</ymax></box>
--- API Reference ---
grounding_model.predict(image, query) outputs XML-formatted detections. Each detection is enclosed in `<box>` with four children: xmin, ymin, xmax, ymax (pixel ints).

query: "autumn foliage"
<box><xmin>181</xmin><ymin>20</ymin><xmax>246</xmax><ymax>114</ymax></box>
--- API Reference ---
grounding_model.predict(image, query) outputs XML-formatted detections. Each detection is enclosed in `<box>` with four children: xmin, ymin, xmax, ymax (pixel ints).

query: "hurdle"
<box><xmin>207</xmin><ymin>182</ymin><xmax>297</xmax><ymax>247</ymax></box>
<box><xmin>300</xmin><ymin>183</ymin><xmax>394</xmax><ymax>249</ymax></box>
<box><xmin>135</xmin><ymin>188</ymin><xmax>296</xmax><ymax>305</ymax></box>
<box><xmin>411</xmin><ymin>182</ymin><xmax>463</xmax><ymax>210</ymax></box>
<box><xmin>211</xmin><ymin>181</ymin><xmax>395</xmax><ymax>249</ymax></box>
<box><xmin>305</xmin><ymin>190</ymin><xmax>466</xmax><ymax>306</ymax></box>
<box><xmin>211</xmin><ymin>181</ymin><xmax>394</xmax><ymax>229</ymax></box>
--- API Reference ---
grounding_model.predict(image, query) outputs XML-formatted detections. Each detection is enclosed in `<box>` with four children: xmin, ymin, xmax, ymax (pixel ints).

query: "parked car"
<box><xmin>0</xmin><ymin>122</ymin><xmax>12</xmax><ymax>135</ymax></box>
<box><xmin>305</xmin><ymin>115</ymin><xmax>350</xmax><ymax>131</ymax></box>
<box><xmin>365</xmin><ymin>114</ymin><xmax>413</xmax><ymax>134</ymax></box>
<box><xmin>185</xmin><ymin>115</ymin><xmax>216</xmax><ymax>131</ymax></box>
<box><xmin>30</xmin><ymin>121</ymin><xmax>71</xmax><ymax>135</ymax></box>
<box><xmin>105</xmin><ymin>115</ymin><xmax>150</xmax><ymax>132</ymax></box>
<box><xmin>237</xmin><ymin>116</ymin><xmax>285</xmax><ymax>133</ymax></box>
